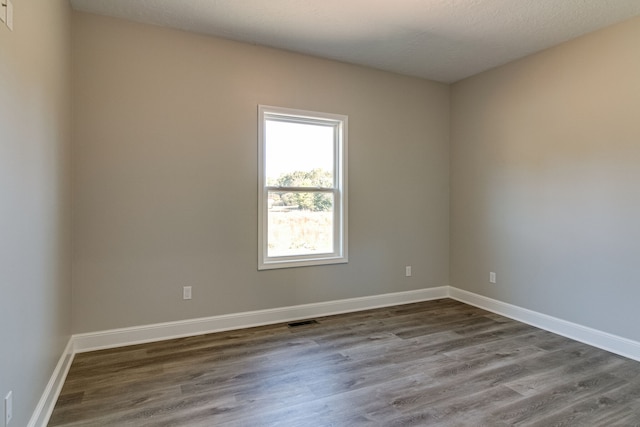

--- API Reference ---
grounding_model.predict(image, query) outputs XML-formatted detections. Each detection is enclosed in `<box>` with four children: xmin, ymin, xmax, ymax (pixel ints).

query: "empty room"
<box><xmin>2</xmin><ymin>0</ymin><xmax>640</xmax><ymax>425</ymax></box>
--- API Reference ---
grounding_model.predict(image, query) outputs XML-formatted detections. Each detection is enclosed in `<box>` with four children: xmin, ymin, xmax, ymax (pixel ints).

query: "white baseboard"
<box><xmin>35</xmin><ymin>285</ymin><xmax>640</xmax><ymax>426</ymax></box>
<box><xmin>32</xmin><ymin>287</ymin><xmax>445</xmax><ymax>426</ymax></box>
<box><xmin>73</xmin><ymin>287</ymin><xmax>449</xmax><ymax>353</ymax></box>
<box><xmin>28</xmin><ymin>338</ymin><xmax>75</xmax><ymax>427</ymax></box>
<box><xmin>449</xmin><ymin>287</ymin><xmax>640</xmax><ymax>362</ymax></box>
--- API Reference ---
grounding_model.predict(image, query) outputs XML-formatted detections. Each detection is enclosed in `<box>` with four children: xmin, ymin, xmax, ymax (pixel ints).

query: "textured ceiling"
<box><xmin>69</xmin><ymin>0</ymin><xmax>640</xmax><ymax>83</ymax></box>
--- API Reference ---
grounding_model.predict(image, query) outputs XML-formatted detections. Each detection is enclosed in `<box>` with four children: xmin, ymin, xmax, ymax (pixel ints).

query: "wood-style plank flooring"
<box><xmin>49</xmin><ymin>299</ymin><xmax>640</xmax><ymax>426</ymax></box>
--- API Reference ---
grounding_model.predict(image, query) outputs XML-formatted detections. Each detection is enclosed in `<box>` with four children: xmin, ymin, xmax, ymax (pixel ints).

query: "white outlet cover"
<box><xmin>4</xmin><ymin>391</ymin><xmax>12</xmax><ymax>426</ymax></box>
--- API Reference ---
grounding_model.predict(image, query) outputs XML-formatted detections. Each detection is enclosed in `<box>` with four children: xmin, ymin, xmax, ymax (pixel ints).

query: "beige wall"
<box><xmin>0</xmin><ymin>0</ymin><xmax>71</xmax><ymax>425</ymax></box>
<box><xmin>451</xmin><ymin>17</ymin><xmax>640</xmax><ymax>340</ymax></box>
<box><xmin>2</xmin><ymin>5</ymin><xmax>638</xmax><ymax>423</ymax></box>
<box><xmin>71</xmin><ymin>12</ymin><xmax>450</xmax><ymax>333</ymax></box>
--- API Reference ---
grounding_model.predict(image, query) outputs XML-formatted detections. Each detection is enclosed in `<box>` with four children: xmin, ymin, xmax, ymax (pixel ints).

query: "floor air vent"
<box><xmin>287</xmin><ymin>319</ymin><xmax>318</xmax><ymax>328</ymax></box>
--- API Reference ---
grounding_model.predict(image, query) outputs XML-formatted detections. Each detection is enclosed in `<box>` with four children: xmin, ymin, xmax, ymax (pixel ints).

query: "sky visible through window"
<box><xmin>265</xmin><ymin>120</ymin><xmax>334</xmax><ymax>183</ymax></box>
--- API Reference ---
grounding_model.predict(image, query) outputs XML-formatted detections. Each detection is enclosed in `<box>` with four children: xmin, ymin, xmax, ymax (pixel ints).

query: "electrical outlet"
<box><xmin>5</xmin><ymin>391</ymin><xmax>12</xmax><ymax>426</ymax></box>
<box><xmin>489</xmin><ymin>272</ymin><xmax>496</xmax><ymax>284</ymax></box>
<box><xmin>405</xmin><ymin>266</ymin><xmax>412</xmax><ymax>277</ymax></box>
<box><xmin>183</xmin><ymin>286</ymin><xmax>192</xmax><ymax>300</ymax></box>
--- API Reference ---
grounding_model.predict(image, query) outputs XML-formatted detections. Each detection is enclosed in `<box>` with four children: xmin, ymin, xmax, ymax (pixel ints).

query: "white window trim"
<box><xmin>258</xmin><ymin>105</ymin><xmax>348</xmax><ymax>270</ymax></box>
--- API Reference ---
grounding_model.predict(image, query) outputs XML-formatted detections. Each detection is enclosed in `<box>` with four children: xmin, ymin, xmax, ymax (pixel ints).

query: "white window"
<box><xmin>258</xmin><ymin>105</ymin><xmax>348</xmax><ymax>270</ymax></box>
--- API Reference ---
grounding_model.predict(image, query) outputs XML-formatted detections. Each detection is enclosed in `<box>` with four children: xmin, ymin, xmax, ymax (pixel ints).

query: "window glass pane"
<box><xmin>267</xmin><ymin>191</ymin><xmax>334</xmax><ymax>257</ymax></box>
<box><xmin>265</xmin><ymin>120</ymin><xmax>334</xmax><ymax>187</ymax></box>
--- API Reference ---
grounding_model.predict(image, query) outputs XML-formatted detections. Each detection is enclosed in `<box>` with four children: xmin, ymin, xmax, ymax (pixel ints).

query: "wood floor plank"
<box><xmin>49</xmin><ymin>299</ymin><xmax>640</xmax><ymax>426</ymax></box>
<box><xmin>483</xmin><ymin>372</ymin><xmax>628</xmax><ymax>425</ymax></box>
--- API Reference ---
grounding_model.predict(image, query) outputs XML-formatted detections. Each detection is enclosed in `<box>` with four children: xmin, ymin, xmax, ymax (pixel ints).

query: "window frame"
<box><xmin>258</xmin><ymin>105</ymin><xmax>348</xmax><ymax>270</ymax></box>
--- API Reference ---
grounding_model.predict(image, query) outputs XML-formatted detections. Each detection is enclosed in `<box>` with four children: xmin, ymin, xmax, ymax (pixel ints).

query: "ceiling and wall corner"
<box><xmin>68</xmin><ymin>0</ymin><xmax>640</xmax><ymax>83</ymax></box>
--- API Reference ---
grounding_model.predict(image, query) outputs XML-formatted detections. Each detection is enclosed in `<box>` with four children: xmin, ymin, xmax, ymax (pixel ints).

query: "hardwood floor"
<box><xmin>49</xmin><ymin>299</ymin><xmax>640</xmax><ymax>426</ymax></box>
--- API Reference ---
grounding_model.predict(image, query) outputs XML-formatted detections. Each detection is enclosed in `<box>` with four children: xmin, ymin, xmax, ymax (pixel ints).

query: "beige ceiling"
<box><xmin>69</xmin><ymin>0</ymin><xmax>640</xmax><ymax>83</ymax></box>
